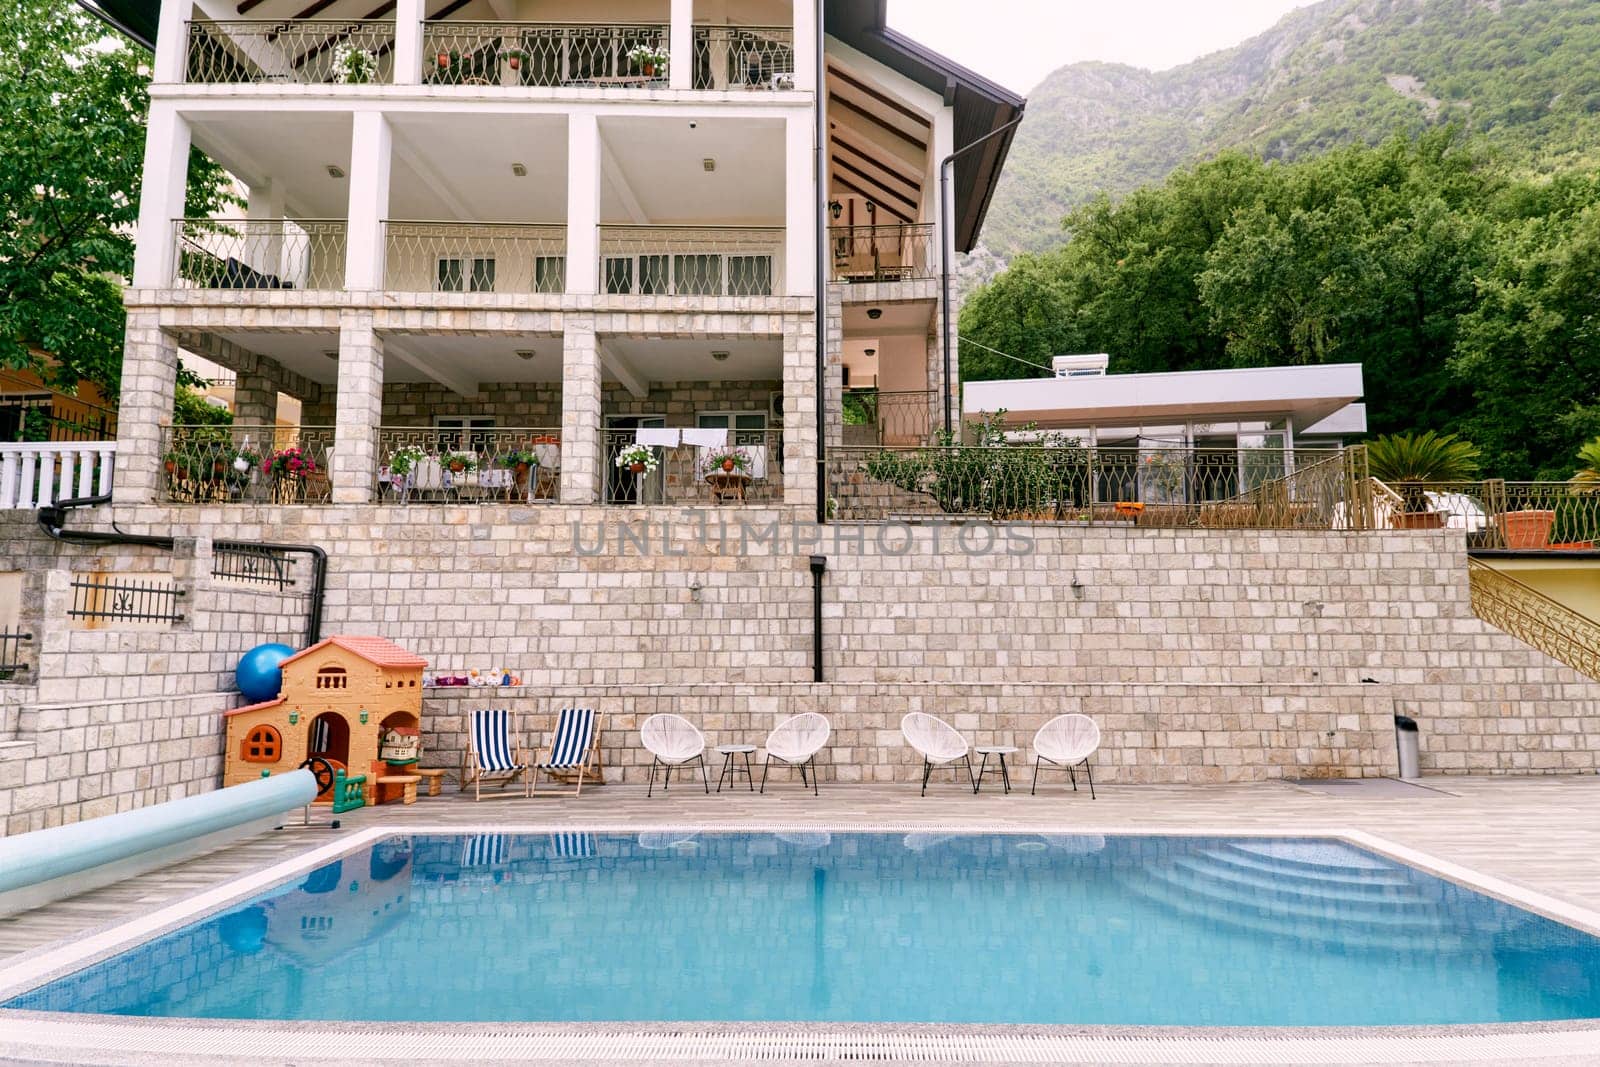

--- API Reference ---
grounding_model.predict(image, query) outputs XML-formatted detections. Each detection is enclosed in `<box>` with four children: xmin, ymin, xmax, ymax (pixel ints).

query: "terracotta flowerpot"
<box><xmin>721</xmin><ymin>458</ymin><xmax>736</xmax><ymax>473</ymax></box>
<box><xmin>629</xmin><ymin>462</ymin><xmax>646</xmax><ymax>474</ymax></box>
<box><xmin>508</xmin><ymin>56</ymin><xmax>521</xmax><ymax>71</ymax></box>
<box><xmin>438</xmin><ymin>53</ymin><xmax>450</xmax><ymax>69</ymax></box>
<box><xmin>449</xmin><ymin>462</ymin><xmax>465</xmax><ymax>474</ymax></box>
<box><xmin>643</xmin><ymin>62</ymin><xmax>655</xmax><ymax>76</ymax></box>
<box><xmin>1550</xmin><ymin>541</ymin><xmax>1595</xmax><ymax>551</ymax></box>
<box><xmin>1391</xmin><ymin>511</ymin><xmax>1447</xmax><ymax>530</ymax></box>
<box><xmin>164</xmin><ymin>460</ymin><xmax>176</xmax><ymax>474</ymax></box>
<box><xmin>515</xmin><ymin>462</ymin><xmax>529</xmax><ymax>474</ymax></box>
<box><xmin>1500</xmin><ymin>509</ymin><xmax>1556</xmax><ymax>550</ymax></box>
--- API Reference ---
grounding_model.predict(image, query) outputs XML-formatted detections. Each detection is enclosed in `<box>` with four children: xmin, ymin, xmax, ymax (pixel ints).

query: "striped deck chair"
<box><xmin>460</xmin><ymin>833</ymin><xmax>509</xmax><ymax>869</ymax></box>
<box><xmin>462</xmin><ymin>708</ymin><xmax>527</xmax><ymax>800</ymax></box>
<box><xmin>528</xmin><ymin>707</ymin><xmax>604</xmax><ymax>797</ymax></box>
<box><xmin>549</xmin><ymin>832</ymin><xmax>596</xmax><ymax>860</ymax></box>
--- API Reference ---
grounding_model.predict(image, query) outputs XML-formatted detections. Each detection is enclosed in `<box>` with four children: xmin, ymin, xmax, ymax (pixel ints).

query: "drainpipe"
<box><xmin>813</xmin><ymin>0</ymin><xmax>829</xmax><ymax>524</ymax></box>
<box><xmin>38</xmin><ymin>494</ymin><xmax>329</xmax><ymax>646</ymax></box>
<box><xmin>939</xmin><ymin>115</ymin><xmax>1025</xmax><ymax>435</ymax></box>
<box><xmin>809</xmin><ymin>555</ymin><xmax>826</xmax><ymax>682</ymax></box>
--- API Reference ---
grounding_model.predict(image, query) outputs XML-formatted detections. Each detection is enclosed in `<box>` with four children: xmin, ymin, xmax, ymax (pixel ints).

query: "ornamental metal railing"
<box><xmin>158</xmin><ymin>425</ymin><xmax>334</xmax><ymax>505</ymax></box>
<box><xmin>598</xmin><ymin>227</ymin><xmax>784</xmax><ymax>297</ymax></box>
<box><xmin>376</xmin><ymin>427</ymin><xmax>564</xmax><ymax>505</ymax></box>
<box><xmin>184</xmin><ymin>20</ymin><xmax>396</xmax><ymax>84</ymax></box>
<box><xmin>0</xmin><ymin>631</ymin><xmax>32</xmax><ymax>681</ymax></box>
<box><xmin>1468</xmin><ymin>559</ymin><xmax>1600</xmax><ymax>680</ymax></box>
<box><xmin>843</xmin><ymin>390</ymin><xmax>935</xmax><ymax>446</ymax></box>
<box><xmin>69</xmin><ymin>579</ymin><xmax>186</xmax><ymax>626</ymax></box>
<box><xmin>603</xmin><ymin>429</ymin><xmax>784</xmax><ymax>506</ymax></box>
<box><xmin>212</xmin><ymin>544</ymin><xmax>296</xmax><ymax>589</ymax></box>
<box><xmin>829</xmin><ymin>225</ymin><xmax>936</xmax><ymax>283</ymax></box>
<box><xmin>381</xmin><ymin>222</ymin><xmax>567</xmax><ymax>293</ymax></box>
<box><xmin>1373</xmin><ymin>479</ymin><xmax>1600</xmax><ymax>551</ymax></box>
<box><xmin>173</xmin><ymin>219</ymin><xmax>347</xmax><ymax>290</ymax></box>
<box><xmin>0</xmin><ymin>442</ymin><xmax>116</xmax><ymax>509</ymax></box>
<box><xmin>828</xmin><ymin>445</ymin><xmax>1362</xmax><ymax>526</ymax></box>
<box><xmin>420</xmin><ymin>22</ymin><xmax>668</xmax><ymax>86</ymax></box>
<box><xmin>692</xmin><ymin>25</ymin><xmax>796</xmax><ymax>90</ymax></box>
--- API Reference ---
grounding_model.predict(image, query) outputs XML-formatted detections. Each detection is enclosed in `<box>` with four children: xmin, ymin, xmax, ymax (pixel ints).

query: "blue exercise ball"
<box><xmin>237</xmin><ymin>642</ymin><xmax>295</xmax><ymax>703</ymax></box>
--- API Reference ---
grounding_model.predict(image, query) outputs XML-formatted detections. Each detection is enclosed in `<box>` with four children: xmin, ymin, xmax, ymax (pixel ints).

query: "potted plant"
<box><xmin>501</xmin><ymin>448</ymin><xmax>539</xmax><ymax>488</ymax></box>
<box><xmin>387</xmin><ymin>444</ymin><xmax>427</xmax><ymax>481</ymax></box>
<box><xmin>265</xmin><ymin>445</ymin><xmax>317</xmax><ymax>480</ymax></box>
<box><xmin>702</xmin><ymin>447</ymin><xmax>752</xmax><ymax>477</ymax></box>
<box><xmin>614</xmin><ymin>443</ymin><xmax>658</xmax><ymax>475</ymax></box>
<box><xmin>444</xmin><ymin>449</ymin><xmax>478</xmax><ymax>475</ymax></box>
<box><xmin>502</xmin><ymin>47</ymin><xmax>530</xmax><ymax>73</ymax></box>
<box><xmin>627</xmin><ymin>43</ymin><xmax>668</xmax><ymax>77</ymax></box>
<box><xmin>1366</xmin><ymin>430</ymin><xmax>1480</xmax><ymax>530</ymax></box>
<box><xmin>332</xmin><ymin>43</ymin><xmax>378</xmax><ymax>84</ymax></box>
<box><xmin>162</xmin><ymin>450</ymin><xmax>182</xmax><ymax>476</ymax></box>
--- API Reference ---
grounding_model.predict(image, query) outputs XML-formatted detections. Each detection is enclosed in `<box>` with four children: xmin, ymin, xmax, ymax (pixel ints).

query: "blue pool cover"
<box><xmin>7</xmin><ymin>833</ymin><xmax>1600</xmax><ymax>1025</ymax></box>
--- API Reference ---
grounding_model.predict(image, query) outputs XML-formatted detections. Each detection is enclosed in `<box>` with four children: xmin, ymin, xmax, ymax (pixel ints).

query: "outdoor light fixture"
<box><xmin>867</xmin><ymin>308</ymin><xmax>883</xmax><ymax>320</ymax></box>
<box><xmin>864</xmin><ymin>347</ymin><xmax>876</xmax><ymax>357</ymax></box>
<box><xmin>688</xmin><ymin>120</ymin><xmax>698</xmax><ymax>129</ymax></box>
<box><xmin>323</xmin><ymin>350</ymin><xmax>339</xmax><ymax>360</ymax></box>
<box><xmin>865</xmin><ymin>200</ymin><xmax>876</xmax><ymax>218</ymax></box>
<box><xmin>1071</xmin><ymin>577</ymin><xmax>1086</xmax><ymax>600</ymax></box>
<box><xmin>711</xmin><ymin>350</ymin><xmax>730</xmax><ymax>362</ymax></box>
<box><xmin>828</xmin><ymin>200</ymin><xmax>843</xmax><ymax>220</ymax></box>
<box><xmin>703</xmin><ymin>158</ymin><xmax>717</xmax><ymax>172</ymax></box>
<box><xmin>325</xmin><ymin>164</ymin><xmax>345</xmax><ymax>179</ymax></box>
<box><xmin>511</xmin><ymin>162</ymin><xmax>528</xmax><ymax>177</ymax></box>
<box><xmin>515</xmin><ymin>349</ymin><xmax>536</xmax><ymax>361</ymax></box>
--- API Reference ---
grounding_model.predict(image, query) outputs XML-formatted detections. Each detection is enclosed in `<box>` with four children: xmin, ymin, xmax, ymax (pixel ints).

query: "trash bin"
<box><xmin>1394</xmin><ymin>714</ymin><xmax>1420</xmax><ymax>780</ymax></box>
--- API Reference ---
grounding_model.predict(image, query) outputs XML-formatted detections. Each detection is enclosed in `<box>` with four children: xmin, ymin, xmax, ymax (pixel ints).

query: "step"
<box><xmin>1198</xmin><ymin>844</ymin><xmax>1416</xmax><ymax>891</ymax></box>
<box><xmin>1170</xmin><ymin>854</ymin><xmax>1431</xmax><ymax>910</ymax></box>
<box><xmin>1145</xmin><ymin>864</ymin><xmax>1452</xmax><ymax>934</ymax></box>
<box><xmin>1223</xmin><ymin>840</ymin><xmax>1397</xmax><ymax>876</ymax></box>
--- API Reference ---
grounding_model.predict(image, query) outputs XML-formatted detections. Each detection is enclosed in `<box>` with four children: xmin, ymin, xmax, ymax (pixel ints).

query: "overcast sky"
<box><xmin>884</xmin><ymin>0</ymin><xmax>1321</xmax><ymax>94</ymax></box>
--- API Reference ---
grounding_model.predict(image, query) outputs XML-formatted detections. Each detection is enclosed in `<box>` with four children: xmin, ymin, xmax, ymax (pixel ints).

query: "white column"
<box><xmin>394</xmin><ymin>0</ymin><xmax>424</xmax><ymax>85</ymax></box>
<box><xmin>791</xmin><ymin>0</ymin><xmax>816</xmax><ymax>92</ymax></box>
<box><xmin>152</xmin><ymin>0</ymin><xmax>191</xmax><ymax>84</ymax></box>
<box><xmin>131</xmin><ymin>105</ymin><xmax>191</xmax><ymax>289</ymax></box>
<box><xmin>344</xmin><ymin>111</ymin><xmax>392</xmax><ymax>292</ymax></box>
<box><xmin>669</xmin><ymin>0</ymin><xmax>693</xmax><ymax>90</ymax></box>
<box><xmin>565</xmin><ymin>113</ymin><xmax>601</xmax><ymax>296</ymax></box>
<box><xmin>245</xmin><ymin>180</ymin><xmax>286</xmax><ymax>280</ymax></box>
<box><xmin>785</xmin><ymin>112</ymin><xmax>816</xmax><ymax>298</ymax></box>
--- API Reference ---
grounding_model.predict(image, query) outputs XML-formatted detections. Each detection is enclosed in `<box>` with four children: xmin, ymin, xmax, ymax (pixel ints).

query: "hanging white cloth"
<box><xmin>635</xmin><ymin>428</ymin><xmax>682</xmax><ymax>447</ymax></box>
<box><xmin>680</xmin><ymin>428</ymin><xmax>729</xmax><ymax>449</ymax></box>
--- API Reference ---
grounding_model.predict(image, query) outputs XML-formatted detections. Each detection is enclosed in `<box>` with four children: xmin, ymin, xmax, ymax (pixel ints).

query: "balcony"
<box><xmin>184</xmin><ymin>20</ymin><xmax>396</xmax><ymax>85</ymax></box>
<box><xmin>376</xmin><ymin>427</ymin><xmax>563</xmax><ymax>505</ymax></box>
<box><xmin>173</xmin><ymin>219</ymin><xmax>347</xmax><ymax>290</ymax></box>
<box><xmin>691</xmin><ymin>26</ymin><xmax>796</xmax><ymax>91</ymax></box>
<box><xmin>598</xmin><ymin>226</ymin><xmax>784</xmax><ymax>298</ymax></box>
<box><xmin>603</xmin><ymin>429</ymin><xmax>785</xmax><ymax>506</ymax></box>
<box><xmin>157</xmin><ymin>425</ymin><xmax>334</xmax><ymax>505</ymax></box>
<box><xmin>829</xmin><ymin>225</ymin><xmax>935</xmax><ymax>284</ymax></box>
<box><xmin>382</xmin><ymin>222</ymin><xmax>567</xmax><ymax>294</ymax></box>
<box><xmin>1377</xmin><ymin>479</ymin><xmax>1600</xmax><ymax>551</ymax></box>
<box><xmin>419</xmin><ymin>22</ymin><xmax>668</xmax><ymax>88</ymax></box>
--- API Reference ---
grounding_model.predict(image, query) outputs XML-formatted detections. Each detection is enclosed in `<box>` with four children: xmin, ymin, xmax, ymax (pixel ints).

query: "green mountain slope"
<box><xmin>983</xmin><ymin>0</ymin><xmax>1600</xmax><ymax>259</ymax></box>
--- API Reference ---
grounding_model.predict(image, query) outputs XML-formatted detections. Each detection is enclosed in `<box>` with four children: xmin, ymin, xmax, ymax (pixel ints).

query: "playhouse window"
<box><xmin>242</xmin><ymin>725</ymin><xmax>282</xmax><ymax>763</ymax></box>
<box><xmin>316</xmin><ymin>667</ymin><xmax>347</xmax><ymax>690</ymax></box>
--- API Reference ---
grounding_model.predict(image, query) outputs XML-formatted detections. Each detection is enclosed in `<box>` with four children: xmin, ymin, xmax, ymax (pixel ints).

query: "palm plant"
<box><xmin>1570</xmin><ymin>437</ymin><xmax>1600</xmax><ymax>491</ymax></box>
<box><xmin>1366</xmin><ymin>430</ymin><xmax>1481</xmax><ymax>513</ymax></box>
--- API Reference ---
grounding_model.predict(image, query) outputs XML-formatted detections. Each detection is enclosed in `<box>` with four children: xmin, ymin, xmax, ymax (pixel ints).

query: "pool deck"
<box><xmin>3</xmin><ymin>773</ymin><xmax>1600</xmax><ymax>1064</ymax></box>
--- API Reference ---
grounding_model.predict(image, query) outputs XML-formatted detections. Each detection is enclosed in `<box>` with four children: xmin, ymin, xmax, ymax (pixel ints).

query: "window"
<box><xmin>673</xmin><ymin>254</ymin><xmax>722</xmax><ymax>296</ymax></box>
<box><xmin>434</xmin><ymin>416</ymin><xmax>496</xmax><ymax>453</ymax></box>
<box><xmin>698</xmin><ymin>411</ymin><xmax>768</xmax><ymax>446</ymax></box>
<box><xmin>602</xmin><ymin>253</ymin><xmax>773</xmax><ymax>296</ymax></box>
<box><xmin>241</xmin><ymin>724</ymin><xmax>281</xmax><ymax>763</ymax></box>
<box><xmin>534</xmin><ymin>256</ymin><xmax>566</xmax><ymax>294</ymax></box>
<box><xmin>728</xmin><ymin>255</ymin><xmax>773</xmax><ymax>296</ymax></box>
<box><xmin>437</xmin><ymin>256</ymin><xmax>496</xmax><ymax>293</ymax></box>
<box><xmin>603</xmin><ymin>257</ymin><xmax>634</xmax><ymax>295</ymax></box>
<box><xmin>315</xmin><ymin>666</ymin><xmax>347</xmax><ymax>690</ymax></box>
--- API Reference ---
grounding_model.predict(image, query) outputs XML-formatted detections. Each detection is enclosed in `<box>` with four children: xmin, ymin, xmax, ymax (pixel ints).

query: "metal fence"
<box><xmin>212</xmin><ymin>543</ymin><xmax>296</xmax><ymax>589</ymax></box>
<box><xmin>382</xmin><ymin>222</ymin><xmax>566</xmax><ymax>293</ymax></box>
<box><xmin>603</xmin><ymin>429</ymin><xmax>784</xmax><ymax>506</ymax></box>
<box><xmin>598</xmin><ymin>227</ymin><xmax>784</xmax><ymax>297</ymax></box>
<box><xmin>0</xmin><ymin>631</ymin><xmax>31</xmax><ymax>680</ymax></box>
<box><xmin>1372</xmin><ymin>480</ymin><xmax>1600</xmax><ymax>550</ymax></box>
<box><xmin>185</xmin><ymin>20</ymin><xmax>396</xmax><ymax>84</ymax></box>
<box><xmin>828</xmin><ymin>445</ymin><xmax>1364</xmax><ymax>527</ymax></box>
<box><xmin>376</xmin><ymin>427</ymin><xmax>563</xmax><ymax>504</ymax></box>
<box><xmin>692</xmin><ymin>25</ymin><xmax>795</xmax><ymax>90</ymax></box>
<box><xmin>829</xmin><ymin>225</ymin><xmax>936</xmax><ymax>283</ymax></box>
<box><xmin>69</xmin><ymin>579</ymin><xmax>186</xmax><ymax>626</ymax></box>
<box><xmin>174</xmin><ymin>219</ymin><xmax>347</xmax><ymax>290</ymax></box>
<box><xmin>159</xmin><ymin>425</ymin><xmax>335</xmax><ymax>505</ymax></box>
<box><xmin>420</xmin><ymin>21</ymin><xmax>667</xmax><ymax>86</ymax></box>
<box><xmin>1469</xmin><ymin>559</ymin><xmax>1600</xmax><ymax>680</ymax></box>
<box><xmin>842</xmin><ymin>390</ymin><xmax>935</xmax><ymax>446</ymax></box>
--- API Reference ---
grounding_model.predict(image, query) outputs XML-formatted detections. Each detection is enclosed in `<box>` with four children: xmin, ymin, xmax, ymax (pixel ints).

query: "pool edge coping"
<box><xmin>1</xmin><ymin>821</ymin><xmax>1599</xmax><ymax>1064</ymax></box>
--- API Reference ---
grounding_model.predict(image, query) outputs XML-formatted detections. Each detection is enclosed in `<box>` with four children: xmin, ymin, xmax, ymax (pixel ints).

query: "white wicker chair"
<box><xmin>639</xmin><ymin>713</ymin><xmax>708</xmax><ymax>797</ymax></box>
<box><xmin>761</xmin><ymin>712</ymin><xmax>830</xmax><ymax>795</ymax></box>
<box><xmin>899</xmin><ymin>712</ymin><xmax>975</xmax><ymax>796</ymax></box>
<box><xmin>1031</xmin><ymin>714</ymin><xmax>1100</xmax><ymax>798</ymax></box>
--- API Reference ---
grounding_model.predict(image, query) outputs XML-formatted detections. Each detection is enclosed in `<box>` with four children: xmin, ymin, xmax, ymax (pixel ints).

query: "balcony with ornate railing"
<box><xmin>603</xmin><ymin>429</ymin><xmax>784</xmax><ymax>506</ymax></box>
<box><xmin>382</xmin><ymin>222</ymin><xmax>567</xmax><ymax>294</ymax></box>
<box><xmin>598</xmin><ymin>227</ymin><xmax>784</xmax><ymax>297</ymax></box>
<box><xmin>843</xmin><ymin>389</ymin><xmax>935</xmax><ymax>446</ymax></box>
<box><xmin>420</xmin><ymin>22</ymin><xmax>668</xmax><ymax>87</ymax></box>
<box><xmin>829</xmin><ymin>224</ymin><xmax>936</xmax><ymax>284</ymax></box>
<box><xmin>157</xmin><ymin>425</ymin><xmax>334</xmax><ymax>505</ymax></box>
<box><xmin>173</xmin><ymin>219</ymin><xmax>347</xmax><ymax>290</ymax></box>
<box><xmin>1371</xmin><ymin>479</ymin><xmax>1600</xmax><ymax>551</ymax></box>
<box><xmin>692</xmin><ymin>25</ymin><xmax>796</xmax><ymax>90</ymax></box>
<box><xmin>375</xmin><ymin>427</ymin><xmax>563</xmax><ymax>505</ymax></box>
<box><xmin>184</xmin><ymin>20</ymin><xmax>397</xmax><ymax>84</ymax></box>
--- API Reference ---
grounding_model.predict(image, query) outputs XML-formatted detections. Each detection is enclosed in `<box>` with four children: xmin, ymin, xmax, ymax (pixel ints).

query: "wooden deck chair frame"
<box><xmin>461</xmin><ymin>708</ymin><xmax>528</xmax><ymax>801</ymax></box>
<box><xmin>528</xmin><ymin>708</ymin><xmax>606</xmax><ymax>797</ymax></box>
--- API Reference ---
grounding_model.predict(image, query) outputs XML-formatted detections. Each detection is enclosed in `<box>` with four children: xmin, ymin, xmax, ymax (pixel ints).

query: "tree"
<box><xmin>0</xmin><ymin>0</ymin><xmax>233</xmax><ymax>400</ymax></box>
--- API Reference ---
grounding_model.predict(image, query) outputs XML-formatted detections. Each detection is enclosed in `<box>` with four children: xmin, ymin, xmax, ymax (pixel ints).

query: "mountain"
<box><xmin>979</xmin><ymin>0</ymin><xmax>1600</xmax><ymax>263</ymax></box>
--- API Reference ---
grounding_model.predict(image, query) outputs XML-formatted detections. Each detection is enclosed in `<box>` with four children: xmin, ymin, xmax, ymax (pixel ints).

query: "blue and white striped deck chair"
<box><xmin>460</xmin><ymin>833</ymin><xmax>509</xmax><ymax>869</ymax></box>
<box><xmin>549</xmin><ymin>832</ymin><xmax>596</xmax><ymax>860</ymax></box>
<box><xmin>462</xmin><ymin>708</ymin><xmax>527</xmax><ymax>800</ymax></box>
<box><xmin>528</xmin><ymin>707</ymin><xmax>604</xmax><ymax>797</ymax></box>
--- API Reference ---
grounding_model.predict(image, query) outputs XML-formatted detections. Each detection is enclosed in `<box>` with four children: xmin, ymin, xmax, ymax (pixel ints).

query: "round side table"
<box><xmin>716</xmin><ymin>745</ymin><xmax>757</xmax><ymax>793</ymax></box>
<box><xmin>974</xmin><ymin>746</ymin><xmax>1019</xmax><ymax>794</ymax></box>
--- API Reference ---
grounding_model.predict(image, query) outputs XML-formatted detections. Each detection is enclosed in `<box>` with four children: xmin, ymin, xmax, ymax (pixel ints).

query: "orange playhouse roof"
<box><xmin>280</xmin><ymin>635</ymin><xmax>428</xmax><ymax>671</ymax></box>
<box><xmin>224</xmin><ymin>697</ymin><xmax>286</xmax><ymax>719</ymax></box>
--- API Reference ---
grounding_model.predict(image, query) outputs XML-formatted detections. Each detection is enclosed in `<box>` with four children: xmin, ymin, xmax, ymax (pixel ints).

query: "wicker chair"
<box><xmin>761</xmin><ymin>712</ymin><xmax>830</xmax><ymax>795</ymax></box>
<box><xmin>639</xmin><ymin>713</ymin><xmax>709</xmax><ymax>797</ymax></box>
<box><xmin>899</xmin><ymin>712</ymin><xmax>975</xmax><ymax>796</ymax></box>
<box><xmin>1030</xmin><ymin>714</ymin><xmax>1101</xmax><ymax>798</ymax></box>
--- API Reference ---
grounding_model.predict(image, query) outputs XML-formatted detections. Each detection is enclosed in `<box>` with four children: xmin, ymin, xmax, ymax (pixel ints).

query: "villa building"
<box><xmin>96</xmin><ymin>0</ymin><xmax>1021</xmax><ymax>511</ymax></box>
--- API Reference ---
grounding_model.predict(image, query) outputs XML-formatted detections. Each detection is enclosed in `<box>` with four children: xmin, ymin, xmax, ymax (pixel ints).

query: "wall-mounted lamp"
<box><xmin>702</xmin><ymin>157</ymin><xmax>717</xmax><ymax>172</ymax></box>
<box><xmin>864</xmin><ymin>200</ymin><xmax>876</xmax><ymax>218</ymax></box>
<box><xmin>828</xmin><ymin>199</ymin><xmax>843</xmax><ymax>220</ymax></box>
<box><xmin>1070</xmin><ymin>577</ymin><xmax>1086</xmax><ymax>601</ymax></box>
<box><xmin>325</xmin><ymin>164</ymin><xmax>346</xmax><ymax>179</ymax></box>
<box><xmin>510</xmin><ymin>162</ymin><xmax>528</xmax><ymax>177</ymax></box>
<box><xmin>288</xmin><ymin>709</ymin><xmax>300</xmax><ymax>725</ymax></box>
<box><xmin>359</xmin><ymin>707</ymin><xmax>369</xmax><ymax>725</ymax></box>
<box><xmin>689</xmin><ymin>580</ymin><xmax>704</xmax><ymax>604</ymax></box>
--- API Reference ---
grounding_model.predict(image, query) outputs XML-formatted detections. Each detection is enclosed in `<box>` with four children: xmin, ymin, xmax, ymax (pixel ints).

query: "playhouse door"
<box><xmin>307</xmin><ymin>712</ymin><xmax>351</xmax><ymax>800</ymax></box>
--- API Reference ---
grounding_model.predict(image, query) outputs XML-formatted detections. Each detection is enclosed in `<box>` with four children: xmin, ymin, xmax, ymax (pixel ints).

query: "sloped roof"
<box><xmin>225</xmin><ymin>697</ymin><xmax>286</xmax><ymax>719</ymax></box>
<box><xmin>281</xmin><ymin>635</ymin><xmax>428</xmax><ymax>671</ymax></box>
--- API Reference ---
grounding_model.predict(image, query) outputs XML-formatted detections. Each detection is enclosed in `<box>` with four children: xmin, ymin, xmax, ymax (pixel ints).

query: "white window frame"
<box><xmin>435</xmin><ymin>253</ymin><xmax>497</xmax><ymax>293</ymax></box>
<box><xmin>600</xmin><ymin>251</ymin><xmax>777</xmax><ymax>297</ymax></box>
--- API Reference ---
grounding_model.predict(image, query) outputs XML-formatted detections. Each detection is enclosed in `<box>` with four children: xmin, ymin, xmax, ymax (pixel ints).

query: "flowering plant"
<box><xmin>627</xmin><ymin>44</ymin><xmax>668</xmax><ymax>71</ymax></box>
<box><xmin>265</xmin><ymin>446</ymin><xmax>317</xmax><ymax>478</ymax></box>
<box><xmin>332</xmin><ymin>43</ymin><xmax>378</xmax><ymax>84</ymax></box>
<box><xmin>701</xmin><ymin>447</ymin><xmax>753</xmax><ymax>476</ymax></box>
<box><xmin>386</xmin><ymin>445</ymin><xmax>427</xmax><ymax>478</ymax></box>
<box><xmin>614</xmin><ymin>443</ymin><xmax>659</xmax><ymax>473</ymax></box>
<box><xmin>501</xmin><ymin>449</ymin><xmax>540</xmax><ymax>468</ymax></box>
<box><xmin>444</xmin><ymin>450</ymin><xmax>479</xmax><ymax>473</ymax></box>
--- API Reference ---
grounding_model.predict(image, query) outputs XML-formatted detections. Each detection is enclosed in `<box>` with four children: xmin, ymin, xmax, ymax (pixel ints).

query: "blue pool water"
<box><xmin>8</xmin><ymin>833</ymin><xmax>1600</xmax><ymax>1025</ymax></box>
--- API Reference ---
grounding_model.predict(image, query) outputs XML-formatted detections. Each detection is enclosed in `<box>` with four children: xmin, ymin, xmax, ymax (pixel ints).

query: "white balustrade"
<box><xmin>0</xmin><ymin>442</ymin><xmax>117</xmax><ymax>510</ymax></box>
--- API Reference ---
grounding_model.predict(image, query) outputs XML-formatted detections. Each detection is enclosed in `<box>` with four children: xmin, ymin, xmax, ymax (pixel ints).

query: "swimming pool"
<box><xmin>6</xmin><ymin>832</ymin><xmax>1600</xmax><ymax>1026</ymax></box>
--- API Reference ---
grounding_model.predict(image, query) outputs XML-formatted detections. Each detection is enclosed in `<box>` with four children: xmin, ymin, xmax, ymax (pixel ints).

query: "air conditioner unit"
<box><xmin>768</xmin><ymin>391</ymin><xmax>785</xmax><ymax>422</ymax></box>
<box><xmin>1052</xmin><ymin>353</ymin><xmax>1110</xmax><ymax>379</ymax></box>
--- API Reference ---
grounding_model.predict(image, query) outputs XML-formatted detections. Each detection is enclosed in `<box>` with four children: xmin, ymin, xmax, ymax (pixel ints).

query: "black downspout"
<box><xmin>813</xmin><ymin>0</ymin><xmax>829</xmax><ymax>524</ymax></box>
<box><xmin>939</xmin><ymin>115</ymin><xmax>1026</xmax><ymax>435</ymax></box>
<box><xmin>38</xmin><ymin>495</ymin><xmax>328</xmax><ymax>647</ymax></box>
<box><xmin>809</xmin><ymin>555</ymin><xmax>826</xmax><ymax>682</ymax></box>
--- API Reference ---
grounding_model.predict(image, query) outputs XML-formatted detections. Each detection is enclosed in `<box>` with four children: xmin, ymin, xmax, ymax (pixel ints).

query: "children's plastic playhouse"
<box><xmin>223</xmin><ymin>635</ymin><xmax>428</xmax><ymax>806</ymax></box>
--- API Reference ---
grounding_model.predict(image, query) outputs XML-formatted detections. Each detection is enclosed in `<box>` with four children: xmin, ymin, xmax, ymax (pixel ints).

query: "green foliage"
<box><xmin>1366</xmin><ymin>430</ymin><xmax>1481</xmax><ymax>484</ymax></box>
<box><xmin>1570</xmin><ymin>438</ymin><xmax>1600</xmax><ymax>490</ymax></box>
<box><xmin>0</xmin><ymin>0</ymin><xmax>233</xmax><ymax>400</ymax></box>
<box><xmin>173</xmin><ymin>385</ymin><xmax>232</xmax><ymax>427</ymax></box>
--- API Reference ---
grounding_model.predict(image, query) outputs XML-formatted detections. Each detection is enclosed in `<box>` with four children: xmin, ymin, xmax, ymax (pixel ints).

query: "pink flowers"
<box><xmin>266</xmin><ymin>446</ymin><xmax>318</xmax><ymax>478</ymax></box>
